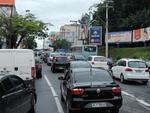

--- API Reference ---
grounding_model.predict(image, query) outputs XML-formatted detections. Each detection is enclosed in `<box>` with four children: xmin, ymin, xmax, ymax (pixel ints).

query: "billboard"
<box><xmin>0</xmin><ymin>0</ymin><xmax>15</xmax><ymax>6</ymax></box>
<box><xmin>107</xmin><ymin>31</ymin><xmax>132</xmax><ymax>43</ymax></box>
<box><xmin>90</xmin><ymin>26</ymin><xmax>102</xmax><ymax>45</ymax></box>
<box><xmin>133</xmin><ymin>27</ymin><xmax>150</xmax><ymax>42</ymax></box>
<box><xmin>79</xmin><ymin>24</ymin><xmax>88</xmax><ymax>40</ymax></box>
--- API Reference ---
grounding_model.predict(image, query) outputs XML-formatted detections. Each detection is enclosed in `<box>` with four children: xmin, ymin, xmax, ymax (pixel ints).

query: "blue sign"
<box><xmin>90</xmin><ymin>26</ymin><xmax>102</xmax><ymax>45</ymax></box>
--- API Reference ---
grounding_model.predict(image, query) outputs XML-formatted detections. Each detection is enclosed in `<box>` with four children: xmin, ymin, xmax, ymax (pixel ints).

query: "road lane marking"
<box><xmin>44</xmin><ymin>76</ymin><xmax>64</xmax><ymax>113</ymax></box>
<box><xmin>122</xmin><ymin>91</ymin><xmax>150</xmax><ymax>107</ymax></box>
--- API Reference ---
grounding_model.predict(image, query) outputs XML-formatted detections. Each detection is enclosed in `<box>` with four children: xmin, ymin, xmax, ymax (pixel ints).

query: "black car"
<box><xmin>35</xmin><ymin>58</ymin><xmax>42</xmax><ymax>78</ymax></box>
<box><xmin>0</xmin><ymin>75</ymin><xmax>36</xmax><ymax>113</ymax></box>
<box><xmin>58</xmin><ymin>68</ymin><xmax>122</xmax><ymax>113</ymax></box>
<box><xmin>51</xmin><ymin>56</ymin><xmax>70</xmax><ymax>73</ymax></box>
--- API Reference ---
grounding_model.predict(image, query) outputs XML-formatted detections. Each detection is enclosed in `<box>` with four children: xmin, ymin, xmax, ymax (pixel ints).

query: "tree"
<box><xmin>93</xmin><ymin>0</ymin><xmax>150</xmax><ymax>32</ymax></box>
<box><xmin>0</xmin><ymin>13</ymin><xmax>48</xmax><ymax>48</ymax></box>
<box><xmin>53</xmin><ymin>39</ymin><xmax>71</xmax><ymax>51</ymax></box>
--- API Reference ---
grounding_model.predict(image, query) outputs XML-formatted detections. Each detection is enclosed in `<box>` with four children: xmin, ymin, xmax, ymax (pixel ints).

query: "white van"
<box><xmin>0</xmin><ymin>49</ymin><xmax>35</xmax><ymax>87</ymax></box>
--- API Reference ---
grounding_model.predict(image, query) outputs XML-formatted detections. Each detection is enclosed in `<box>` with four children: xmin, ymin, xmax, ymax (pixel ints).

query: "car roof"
<box><xmin>71</xmin><ymin>61</ymin><xmax>90</xmax><ymax>64</ymax></box>
<box><xmin>70</xmin><ymin>61</ymin><xmax>91</xmax><ymax>67</ymax></box>
<box><xmin>120</xmin><ymin>58</ymin><xmax>145</xmax><ymax>62</ymax></box>
<box><xmin>89</xmin><ymin>56</ymin><xmax>106</xmax><ymax>58</ymax></box>
<box><xmin>72</xmin><ymin>67</ymin><xmax>106</xmax><ymax>73</ymax></box>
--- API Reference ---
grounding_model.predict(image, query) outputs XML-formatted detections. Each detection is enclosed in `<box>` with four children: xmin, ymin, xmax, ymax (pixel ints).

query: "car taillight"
<box><xmin>71</xmin><ymin>88</ymin><xmax>84</xmax><ymax>95</ymax></box>
<box><xmin>112</xmin><ymin>87</ymin><xmax>121</xmax><ymax>94</ymax></box>
<box><xmin>92</xmin><ymin>62</ymin><xmax>95</xmax><ymax>65</ymax></box>
<box><xmin>38</xmin><ymin>64</ymin><xmax>42</xmax><ymax>69</ymax></box>
<box><xmin>125</xmin><ymin>68</ymin><xmax>133</xmax><ymax>72</ymax></box>
<box><xmin>31</xmin><ymin>67</ymin><xmax>35</xmax><ymax>78</ymax></box>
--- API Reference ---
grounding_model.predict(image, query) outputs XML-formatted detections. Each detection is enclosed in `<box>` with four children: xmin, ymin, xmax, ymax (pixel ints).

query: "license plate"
<box><xmin>92</xmin><ymin>102</ymin><xmax>106</xmax><ymax>108</ymax></box>
<box><xmin>135</xmin><ymin>70</ymin><xmax>143</xmax><ymax>73</ymax></box>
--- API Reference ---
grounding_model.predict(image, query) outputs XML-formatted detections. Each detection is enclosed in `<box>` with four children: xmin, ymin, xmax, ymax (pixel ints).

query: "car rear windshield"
<box><xmin>94</xmin><ymin>57</ymin><xmax>107</xmax><ymax>62</ymax></box>
<box><xmin>128</xmin><ymin>61</ymin><xmax>147</xmax><ymax>68</ymax></box>
<box><xmin>74</xmin><ymin>70</ymin><xmax>112</xmax><ymax>83</ymax></box>
<box><xmin>56</xmin><ymin>57</ymin><xmax>68</xmax><ymax>62</ymax></box>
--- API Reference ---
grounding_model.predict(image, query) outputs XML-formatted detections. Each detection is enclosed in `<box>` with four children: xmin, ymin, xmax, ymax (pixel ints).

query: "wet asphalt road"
<box><xmin>35</xmin><ymin>63</ymin><xmax>150</xmax><ymax>113</ymax></box>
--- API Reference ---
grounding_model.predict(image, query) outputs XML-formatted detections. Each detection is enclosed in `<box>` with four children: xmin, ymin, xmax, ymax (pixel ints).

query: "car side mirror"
<box><xmin>58</xmin><ymin>76</ymin><xmax>64</xmax><ymax>80</ymax></box>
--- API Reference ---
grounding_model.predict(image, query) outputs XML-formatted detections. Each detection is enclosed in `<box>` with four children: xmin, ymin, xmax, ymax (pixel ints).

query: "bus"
<box><xmin>70</xmin><ymin>45</ymin><xmax>98</xmax><ymax>58</ymax></box>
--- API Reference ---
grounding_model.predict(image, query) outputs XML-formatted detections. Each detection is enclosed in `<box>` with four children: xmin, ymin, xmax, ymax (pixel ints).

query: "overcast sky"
<box><xmin>16</xmin><ymin>0</ymin><xmax>101</xmax><ymax>32</ymax></box>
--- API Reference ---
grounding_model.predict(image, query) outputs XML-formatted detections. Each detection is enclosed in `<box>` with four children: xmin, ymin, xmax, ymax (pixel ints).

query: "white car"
<box><xmin>47</xmin><ymin>53</ymin><xmax>60</xmax><ymax>66</ymax></box>
<box><xmin>88</xmin><ymin>56</ymin><xmax>109</xmax><ymax>70</ymax></box>
<box><xmin>112</xmin><ymin>58</ymin><xmax>150</xmax><ymax>84</ymax></box>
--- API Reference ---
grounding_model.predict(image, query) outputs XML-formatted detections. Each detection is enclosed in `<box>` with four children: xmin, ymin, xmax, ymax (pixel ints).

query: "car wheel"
<box><xmin>110</xmin><ymin>108</ymin><xmax>119</xmax><ymax>113</ymax></box>
<box><xmin>66</xmin><ymin>99</ymin><xmax>73</xmax><ymax>113</ymax></box>
<box><xmin>120</xmin><ymin>74</ymin><xmax>125</xmax><ymax>83</ymax></box>
<box><xmin>142</xmin><ymin>81</ymin><xmax>148</xmax><ymax>85</ymax></box>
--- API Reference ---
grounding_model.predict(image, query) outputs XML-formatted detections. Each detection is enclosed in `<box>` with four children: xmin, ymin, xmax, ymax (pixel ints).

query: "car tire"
<box><xmin>120</xmin><ymin>74</ymin><xmax>125</xmax><ymax>83</ymax></box>
<box><xmin>110</xmin><ymin>108</ymin><xmax>119</xmax><ymax>113</ymax></box>
<box><xmin>66</xmin><ymin>99</ymin><xmax>74</xmax><ymax>113</ymax></box>
<box><xmin>142</xmin><ymin>81</ymin><xmax>148</xmax><ymax>85</ymax></box>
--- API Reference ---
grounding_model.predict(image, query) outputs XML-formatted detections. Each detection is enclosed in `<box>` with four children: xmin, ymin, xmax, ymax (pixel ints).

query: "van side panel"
<box><xmin>0</xmin><ymin>51</ymin><xmax>15</xmax><ymax>75</ymax></box>
<box><xmin>0</xmin><ymin>49</ymin><xmax>35</xmax><ymax>81</ymax></box>
<box><xmin>14</xmin><ymin>51</ymin><xmax>35</xmax><ymax>80</ymax></box>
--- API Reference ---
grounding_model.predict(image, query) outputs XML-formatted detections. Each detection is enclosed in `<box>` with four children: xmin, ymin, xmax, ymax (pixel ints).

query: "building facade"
<box><xmin>60</xmin><ymin>24</ymin><xmax>83</xmax><ymax>45</ymax></box>
<box><xmin>0</xmin><ymin>0</ymin><xmax>17</xmax><ymax>48</ymax></box>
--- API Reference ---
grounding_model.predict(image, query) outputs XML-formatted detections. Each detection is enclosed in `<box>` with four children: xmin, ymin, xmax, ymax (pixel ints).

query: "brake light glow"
<box><xmin>112</xmin><ymin>87</ymin><xmax>121</xmax><ymax>94</ymax></box>
<box><xmin>71</xmin><ymin>88</ymin><xmax>84</xmax><ymax>95</ymax></box>
<box><xmin>125</xmin><ymin>68</ymin><xmax>133</xmax><ymax>72</ymax></box>
<box><xmin>31</xmin><ymin>67</ymin><xmax>35</xmax><ymax>78</ymax></box>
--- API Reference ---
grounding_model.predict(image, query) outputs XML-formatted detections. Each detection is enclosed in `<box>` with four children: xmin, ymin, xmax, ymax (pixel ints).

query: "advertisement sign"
<box><xmin>143</xmin><ymin>27</ymin><xmax>150</xmax><ymax>41</ymax></box>
<box><xmin>79</xmin><ymin>24</ymin><xmax>88</xmax><ymax>40</ymax></box>
<box><xmin>133</xmin><ymin>29</ymin><xmax>143</xmax><ymax>42</ymax></box>
<box><xmin>107</xmin><ymin>31</ymin><xmax>132</xmax><ymax>43</ymax></box>
<box><xmin>133</xmin><ymin>27</ymin><xmax>150</xmax><ymax>42</ymax></box>
<box><xmin>90</xmin><ymin>26</ymin><xmax>102</xmax><ymax>45</ymax></box>
<box><xmin>0</xmin><ymin>0</ymin><xmax>15</xmax><ymax>6</ymax></box>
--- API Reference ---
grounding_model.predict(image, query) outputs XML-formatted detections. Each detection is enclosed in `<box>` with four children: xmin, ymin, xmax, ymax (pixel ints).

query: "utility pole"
<box><xmin>105</xmin><ymin>2</ymin><xmax>109</xmax><ymax>58</ymax></box>
<box><xmin>105</xmin><ymin>0</ymin><xmax>113</xmax><ymax>58</ymax></box>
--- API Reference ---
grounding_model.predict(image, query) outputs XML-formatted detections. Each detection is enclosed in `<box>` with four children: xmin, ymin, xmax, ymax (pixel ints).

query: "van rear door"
<box><xmin>0</xmin><ymin>51</ymin><xmax>14</xmax><ymax>75</ymax></box>
<box><xmin>14</xmin><ymin>50</ymin><xmax>35</xmax><ymax>81</ymax></box>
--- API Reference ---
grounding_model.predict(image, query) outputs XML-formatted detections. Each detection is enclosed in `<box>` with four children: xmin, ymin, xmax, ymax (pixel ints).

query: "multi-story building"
<box><xmin>0</xmin><ymin>0</ymin><xmax>17</xmax><ymax>48</ymax></box>
<box><xmin>60</xmin><ymin>24</ymin><xmax>83</xmax><ymax>45</ymax></box>
<box><xmin>0</xmin><ymin>0</ymin><xmax>16</xmax><ymax>16</ymax></box>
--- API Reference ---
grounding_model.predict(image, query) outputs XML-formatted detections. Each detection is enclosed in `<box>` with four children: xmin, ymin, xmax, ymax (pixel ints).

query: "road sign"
<box><xmin>90</xmin><ymin>26</ymin><xmax>102</xmax><ymax>45</ymax></box>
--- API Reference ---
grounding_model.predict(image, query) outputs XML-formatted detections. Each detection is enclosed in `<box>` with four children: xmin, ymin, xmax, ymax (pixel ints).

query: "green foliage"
<box><xmin>98</xmin><ymin>47</ymin><xmax>150</xmax><ymax>61</ymax></box>
<box><xmin>53</xmin><ymin>39</ymin><xmax>71</xmax><ymax>51</ymax></box>
<box><xmin>93</xmin><ymin>0</ymin><xmax>150</xmax><ymax>32</ymax></box>
<box><xmin>0</xmin><ymin>13</ymin><xmax>48</xmax><ymax>48</ymax></box>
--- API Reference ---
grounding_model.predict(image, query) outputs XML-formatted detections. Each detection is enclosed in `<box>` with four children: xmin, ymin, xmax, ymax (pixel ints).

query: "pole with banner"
<box><xmin>89</xmin><ymin>26</ymin><xmax>102</xmax><ymax>45</ymax></box>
